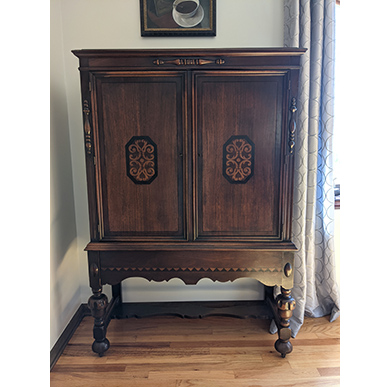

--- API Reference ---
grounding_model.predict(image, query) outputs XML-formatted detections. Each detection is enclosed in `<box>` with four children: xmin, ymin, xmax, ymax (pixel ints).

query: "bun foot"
<box><xmin>275</xmin><ymin>337</ymin><xmax>293</xmax><ymax>358</ymax></box>
<box><xmin>92</xmin><ymin>338</ymin><xmax>110</xmax><ymax>357</ymax></box>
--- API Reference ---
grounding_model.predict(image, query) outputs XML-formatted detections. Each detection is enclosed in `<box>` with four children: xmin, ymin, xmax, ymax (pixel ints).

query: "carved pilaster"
<box><xmin>83</xmin><ymin>100</ymin><xmax>93</xmax><ymax>155</ymax></box>
<box><xmin>288</xmin><ymin>97</ymin><xmax>297</xmax><ymax>154</ymax></box>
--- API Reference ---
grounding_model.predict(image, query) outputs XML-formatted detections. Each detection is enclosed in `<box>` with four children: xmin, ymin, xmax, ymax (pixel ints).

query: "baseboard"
<box><xmin>50</xmin><ymin>300</ymin><xmax>273</xmax><ymax>371</ymax></box>
<box><xmin>50</xmin><ymin>303</ymin><xmax>90</xmax><ymax>371</ymax></box>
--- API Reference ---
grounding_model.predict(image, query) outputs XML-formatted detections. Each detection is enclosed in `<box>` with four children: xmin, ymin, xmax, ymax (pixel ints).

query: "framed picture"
<box><xmin>140</xmin><ymin>0</ymin><xmax>216</xmax><ymax>36</ymax></box>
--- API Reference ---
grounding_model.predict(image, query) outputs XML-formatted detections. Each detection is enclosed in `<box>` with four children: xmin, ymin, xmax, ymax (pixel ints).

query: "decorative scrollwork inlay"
<box><xmin>125</xmin><ymin>136</ymin><xmax>157</xmax><ymax>184</ymax></box>
<box><xmin>153</xmin><ymin>58</ymin><xmax>225</xmax><ymax>66</ymax></box>
<box><xmin>223</xmin><ymin>135</ymin><xmax>255</xmax><ymax>184</ymax></box>
<box><xmin>83</xmin><ymin>100</ymin><xmax>92</xmax><ymax>155</ymax></box>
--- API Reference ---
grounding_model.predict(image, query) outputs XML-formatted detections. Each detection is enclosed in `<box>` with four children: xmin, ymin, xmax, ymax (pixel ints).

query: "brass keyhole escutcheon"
<box><xmin>284</xmin><ymin>262</ymin><xmax>293</xmax><ymax>277</ymax></box>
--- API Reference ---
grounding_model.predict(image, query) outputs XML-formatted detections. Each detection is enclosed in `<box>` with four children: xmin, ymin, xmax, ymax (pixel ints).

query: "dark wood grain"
<box><xmin>72</xmin><ymin>48</ymin><xmax>306</xmax><ymax>71</ymax></box>
<box><xmin>195</xmin><ymin>73</ymin><xmax>284</xmax><ymax>240</ymax></box>
<box><xmin>94</xmin><ymin>72</ymin><xmax>186</xmax><ymax>240</ymax></box>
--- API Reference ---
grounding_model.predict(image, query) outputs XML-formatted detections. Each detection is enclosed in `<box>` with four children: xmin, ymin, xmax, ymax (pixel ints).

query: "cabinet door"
<box><xmin>93</xmin><ymin>72</ymin><xmax>187</xmax><ymax>241</ymax></box>
<box><xmin>194</xmin><ymin>72</ymin><xmax>289</xmax><ymax>241</ymax></box>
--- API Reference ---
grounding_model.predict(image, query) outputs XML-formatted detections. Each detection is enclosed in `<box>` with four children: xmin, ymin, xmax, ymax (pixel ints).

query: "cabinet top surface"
<box><xmin>73</xmin><ymin>48</ymin><xmax>306</xmax><ymax>70</ymax></box>
<box><xmin>72</xmin><ymin>47</ymin><xmax>306</xmax><ymax>57</ymax></box>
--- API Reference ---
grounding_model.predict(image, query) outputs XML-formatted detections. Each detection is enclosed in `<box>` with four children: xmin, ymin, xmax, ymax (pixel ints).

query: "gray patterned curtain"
<box><xmin>278</xmin><ymin>0</ymin><xmax>340</xmax><ymax>336</ymax></box>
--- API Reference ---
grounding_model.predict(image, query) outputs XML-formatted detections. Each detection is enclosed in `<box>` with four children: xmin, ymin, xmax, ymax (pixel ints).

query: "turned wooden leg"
<box><xmin>88</xmin><ymin>291</ymin><xmax>110</xmax><ymax>357</ymax></box>
<box><xmin>274</xmin><ymin>287</ymin><xmax>296</xmax><ymax>358</ymax></box>
<box><xmin>112</xmin><ymin>283</ymin><xmax>122</xmax><ymax>304</ymax></box>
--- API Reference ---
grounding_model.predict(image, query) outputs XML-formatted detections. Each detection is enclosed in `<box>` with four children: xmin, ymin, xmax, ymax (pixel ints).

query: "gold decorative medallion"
<box><xmin>223</xmin><ymin>135</ymin><xmax>255</xmax><ymax>184</ymax></box>
<box><xmin>126</xmin><ymin>136</ymin><xmax>157</xmax><ymax>184</ymax></box>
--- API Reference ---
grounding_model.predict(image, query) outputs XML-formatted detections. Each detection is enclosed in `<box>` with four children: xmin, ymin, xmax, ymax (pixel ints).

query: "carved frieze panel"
<box><xmin>223</xmin><ymin>135</ymin><xmax>255</xmax><ymax>184</ymax></box>
<box><xmin>125</xmin><ymin>136</ymin><xmax>158</xmax><ymax>184</ymax></box>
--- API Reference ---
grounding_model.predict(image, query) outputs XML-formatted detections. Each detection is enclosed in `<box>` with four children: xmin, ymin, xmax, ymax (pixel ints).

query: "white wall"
<box><xmin>50</xmin><ymin>0</ymin><xmax>286</xmax><ymax>349</ymax></box>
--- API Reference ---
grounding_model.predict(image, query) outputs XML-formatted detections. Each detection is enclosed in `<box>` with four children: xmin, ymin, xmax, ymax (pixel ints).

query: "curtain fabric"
<box><xmin>275</xmin><ymin>0</ymin><xmax>340</xmax><ymax>337</ymax></box>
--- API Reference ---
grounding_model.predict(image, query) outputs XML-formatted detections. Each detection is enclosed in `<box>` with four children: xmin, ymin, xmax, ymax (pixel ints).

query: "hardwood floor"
<box><xmin>51</xmin><ymin>315</ymin><xmax>340</xmax><ymax>386</ymax></box>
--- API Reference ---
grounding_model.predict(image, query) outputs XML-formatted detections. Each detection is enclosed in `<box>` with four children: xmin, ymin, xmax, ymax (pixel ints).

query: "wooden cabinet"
<box><xmin>73</xmin><ymin>48</ymin><xmax>305</xmax><ymax>357</ymax></box>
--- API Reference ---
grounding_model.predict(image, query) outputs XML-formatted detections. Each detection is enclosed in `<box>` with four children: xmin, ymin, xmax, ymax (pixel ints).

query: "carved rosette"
<box><xmin>223</xmin><ymin>135</ymin><xmax>255</xmax><ymax>184</ymax></box>
<box><xmin>125</xmin><ymin>136</ymin><xmax>157</xmax><ymax>184</ymax></box>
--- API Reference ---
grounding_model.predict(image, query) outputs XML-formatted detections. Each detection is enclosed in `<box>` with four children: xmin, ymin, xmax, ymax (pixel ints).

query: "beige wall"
<box><xmin>52</xmin><ymin>0</ymin><xmax>344</xmax><ymax>350</ymax></box>
<box><xmin>51</xmin><ymin>0</ymin><xmax>82</xmax><ymax>349</ymax></box>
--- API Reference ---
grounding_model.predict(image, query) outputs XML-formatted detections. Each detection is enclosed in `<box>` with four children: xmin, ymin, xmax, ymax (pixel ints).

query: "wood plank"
<box><xmin>175</xmin><ymin>377</ymin><xmax>341</xmax><ymax>387</ymax></box>
<box><xmin>287</xmin><ymin>356</ymin><xmax>340</xmax><ymax>370</ymax></box>
<box><xmin>170</xmin><ymin>339</ymin><xmax>277</xmax><ymax>348</ymax></box>
<box><xmin>50</xmin><ymin>373</ymin><xmax>179</xmax><ymax>387</ymax></box>
<box><xmin>148</xmin><ymin>370</ymin><xmax>236</xmax><ymax>380</ymax></box>
<box><xmin>52</xmin><ymin>364</ymin><xmax>127</xmax><ymax>373</ymax></box>
<box><xmin>318</xmin><ymin>367</ymin><xmax>340</xmax><ymax>377</ymax></box>
<box><xmin>233</xmin><ymin>367</ymin><xmax>321</xmax><ymax>380</ymax></box>
<box><xmin>51</xmin><ymin>315</ymin><xmax>340</xmax><ymax>387</ymax></box>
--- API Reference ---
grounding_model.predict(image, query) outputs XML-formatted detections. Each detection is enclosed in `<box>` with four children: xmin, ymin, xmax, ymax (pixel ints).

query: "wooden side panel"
<box><xmin>194</xmin><ymin>72</ymin><xmax>287</xmax><ymax>240</ymax></box>
<box><xmin>93</xmin><ymin>72</ymin><xmax>187</xmax><ymax>240</ymax></box>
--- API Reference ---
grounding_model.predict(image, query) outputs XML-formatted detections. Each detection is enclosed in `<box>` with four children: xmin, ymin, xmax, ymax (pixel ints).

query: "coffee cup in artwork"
<box><xmin>173</xmin><ymin>0</ymin><xmax>200</xmax><ymax>19</ymax></box>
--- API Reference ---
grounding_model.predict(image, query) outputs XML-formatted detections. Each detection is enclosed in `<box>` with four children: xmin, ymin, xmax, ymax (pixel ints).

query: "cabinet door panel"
<box><xmin>195</xmin><ymin>72</ymin><xmax>287</xmax><ymax>240</ymax></box>
<box><xmin>94</xmin><ymin>73</ymin><xmax>186</xmax><ymax>240</ymax></box>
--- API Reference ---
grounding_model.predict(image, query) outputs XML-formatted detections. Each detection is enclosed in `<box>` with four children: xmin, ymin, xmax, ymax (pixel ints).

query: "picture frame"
<box><xmin>140</xmin><ymin>0</ymin><xmax>216</xmax><ymax>36</ymax></box>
